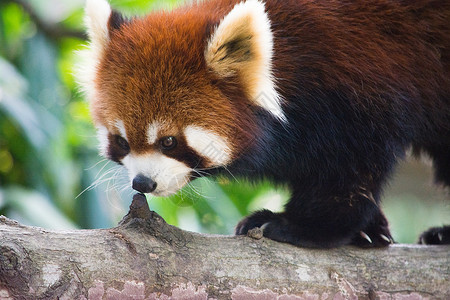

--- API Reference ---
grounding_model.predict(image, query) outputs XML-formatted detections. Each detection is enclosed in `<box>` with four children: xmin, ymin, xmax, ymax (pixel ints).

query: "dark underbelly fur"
<box><xmin>226</xmin><ymin>89</ymin><xmax>450</xmax><ymax>248</ymax></box>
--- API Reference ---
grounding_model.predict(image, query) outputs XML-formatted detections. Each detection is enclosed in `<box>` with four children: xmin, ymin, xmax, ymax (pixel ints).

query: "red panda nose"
<box><xmin>132</xmin><ymin>174</ymin><xmax>157</xmax><ymax>193</ymax></box>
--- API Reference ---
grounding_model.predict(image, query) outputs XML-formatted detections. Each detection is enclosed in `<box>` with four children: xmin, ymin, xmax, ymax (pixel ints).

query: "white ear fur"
<box><xmin>75</xmin><ymin>0</ymin><xmax>112</xmax><ymax>104</ymax></box>
<box><xmin>85</xmin><ymin>0</ymin><xmax>112</xmax><ymax>49</ymax></box>
<box><xmin>205</xmin><ymin>0</ymin><xmax>285</xmax><ymax>120</ymax></box>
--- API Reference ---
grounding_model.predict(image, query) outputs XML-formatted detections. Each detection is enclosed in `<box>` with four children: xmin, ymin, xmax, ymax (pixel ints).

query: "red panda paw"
<box><xmin>350</xmin><ymin>211</ymin><xmax>394</xmax><ymax>248</ymax></box>
<box><xmin>235</xmin><ymin>209</ymin><xmax>278</xmax><ymax>236</ymax></box>
<box><xmin>236</xmin><ymin>209</ymin><xmax>395</xmax><ymax>248</ymax></box>
<box><xmin>418</xmin><ymin>226</ymin><xmax>450</xmax><ymax>245</ymax></box>
<box><xmin>236</xmin><ymin>211</ymin><xmax>346</xmax><ymax>248</ymax></box>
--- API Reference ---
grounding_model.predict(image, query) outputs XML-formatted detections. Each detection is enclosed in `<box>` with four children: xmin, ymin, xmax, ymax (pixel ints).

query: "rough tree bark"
<box><xmin>0</xmin><ymin>194</ymin><xmax>449</xmax><ymax>300</ymax></box>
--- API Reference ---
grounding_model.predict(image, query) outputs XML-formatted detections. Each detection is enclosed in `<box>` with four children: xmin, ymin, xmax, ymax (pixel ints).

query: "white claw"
<box><xmin>260</xmin><ymin>222</ymin><xmax>270</xmax><ymax>231</ymax></box>
<box><xmin>380</xmin><ymin>234</ymin><xmax>392</xmax><ymax>243</ymax></box>
<box><xmin>360</xmin><ymin>231</ymin><xmax>372</xmax><ymax>244</ymax></box>
<box><xmin>438</xmin><ymin>232</ymin><xmax>443</xmax><ymax>242</ymax></box>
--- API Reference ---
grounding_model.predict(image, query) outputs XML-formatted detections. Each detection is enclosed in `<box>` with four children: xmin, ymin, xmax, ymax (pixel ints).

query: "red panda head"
<box><xmin>78</xmin><ymin>0</ymin><xmax>284</xmax><ymax>196</ymax></box>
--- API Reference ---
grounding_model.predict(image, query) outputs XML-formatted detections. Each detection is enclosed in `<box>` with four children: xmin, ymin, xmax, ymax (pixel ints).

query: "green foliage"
<box><xmin>0</xmin><ymin>0</ymin><xmax>448</xmax><ymax>243</ymax></box>
<box><xmin>1</xmin><ymin>0</ymin><xmax>116</xmax><ymax>229</ymax></box>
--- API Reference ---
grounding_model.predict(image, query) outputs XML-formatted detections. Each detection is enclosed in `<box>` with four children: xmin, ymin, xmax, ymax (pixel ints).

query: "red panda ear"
<box><xmin>108</xmin><ymin>10</ymin><xmax>128</xmax><ymax>32</ymax></box>
<box><xmin>75</xmin><ymin>0</ymin><xmax>114</xmax><ymax>107</ymax></box>
<box><xmin>85</xmin><ymin>0</ymin><xmax>112</xmax><ymax>51</ymax></box>
<box><xmin>205</xmin><ymin>0</ymin><xmax>284</xmax><ymax>120</ymax></box>
<box><xmin>78</xmin><ymin>0</ymin><xmax>127</xmax><ymax>107</ymax></box>
<box><xmin>84</xmin><ymin>0</ymin><xmax>128</xmax><ymax>46</ymax></box>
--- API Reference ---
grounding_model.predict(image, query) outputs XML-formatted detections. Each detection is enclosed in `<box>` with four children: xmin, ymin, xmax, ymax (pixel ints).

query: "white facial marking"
<box><xmin>96</xmin><ymin>125</ymin><xmax>109</xmax><ymax>157</ymax></box>
<box><xmin>122</xmin><ymin>153</ymin><xmax>192</xmax><ymax>197</ymax></box>
<box><xmin>114</xmin><ymin>120</ymin><xmax>128</xmax><ymax>141</ymax></box>
<box><xmin>147</xmin><ymin>122</ymin><xmax>160</xmax><ymax>144</ymax></box>
<box><xmin>205</xmin><ymin>0</ymin><xmax>285</xmax><ymax>121</ymax></box>
<box><xmin>184</xmin><ymin>125</ymin><xmax>231</xmax><ymax>166</ymax></box>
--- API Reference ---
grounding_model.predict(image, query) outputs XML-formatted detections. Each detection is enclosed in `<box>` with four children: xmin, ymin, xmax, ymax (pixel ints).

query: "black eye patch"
<box><xmin>115</xmin><ymin>135</ymin><xmax>130</xmax><ymax>151</ymax></box>
<box><xmin>161</xmin><ymin>136</ymin><xmax>206</xmax><ymax>170</ymax></box>
<box><xmin>107</xmin><ymin>133</ymin><xmax>130</xmax><ymax>163</ymax></box>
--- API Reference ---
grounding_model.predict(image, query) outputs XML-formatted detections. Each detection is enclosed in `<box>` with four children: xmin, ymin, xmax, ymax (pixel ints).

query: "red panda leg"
<box><xmin>427</xmin><ymin>145</ymin><xmax>450</xmax><ymax>188</ymax></box>
<box><xmin>236</xmin><ymin>192</ymin><xmax>392</xmax><ymax>248</ymax></box>
<box><xmin>418</xmin><ymin>226</ymin><xmax>450</xmax><ymax>245</ymax></box>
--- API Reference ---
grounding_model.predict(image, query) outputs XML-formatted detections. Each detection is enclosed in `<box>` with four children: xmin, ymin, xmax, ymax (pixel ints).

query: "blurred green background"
<box><xmin>0</xmin><ymin>0</ymin><xmax>448</xmax><ymax>243</ymax></box>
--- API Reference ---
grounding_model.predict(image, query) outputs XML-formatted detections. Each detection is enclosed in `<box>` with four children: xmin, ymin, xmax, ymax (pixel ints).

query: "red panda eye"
<box><xmin>115</xmin><ymin>135</ymin><xmax>130</xmax><ymax>151</ymax></box>
<box><xmin>161</xmin><ymin>136</ymin><xmax>177</xmax><ymax>150</ymax></box>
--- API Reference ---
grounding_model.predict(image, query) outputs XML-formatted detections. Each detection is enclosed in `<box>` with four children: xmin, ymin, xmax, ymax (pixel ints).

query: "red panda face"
<box><xmin>78</xmin><ymin>0</ymin><xmax>284</xmax><ymax>196</ymax></box>
<box><xmin>91</xmin><ymin>15</ymin><xmax>241</xmax><ymax>196</ymax></box>
<box><xmin>93</xmin><ymin>73</ymin><xmax>239</xmax><ymax>196</ymax></box>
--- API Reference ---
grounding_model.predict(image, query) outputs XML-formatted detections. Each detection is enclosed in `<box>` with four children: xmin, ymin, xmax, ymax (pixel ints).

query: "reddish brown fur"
<box><xmin>272</xmin><ymin>0</ymin><xmax>449</xmax><ymax>100</ymax></box>
<box><xmin>93</xmin><ymin>3</ymin><xmax>256</xmax><ymax>158</ymax></box>
<box><xmin>93</xmin><ymin>0</ymin><xmax>449</xmax><ymax>153</ymax></box>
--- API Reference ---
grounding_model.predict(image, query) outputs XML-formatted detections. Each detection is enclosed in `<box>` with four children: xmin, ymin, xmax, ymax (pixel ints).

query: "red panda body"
<box><xmin>80</xmin><ymin>0</ymin><xmax>450</xmax><ymax>247</ymax></box>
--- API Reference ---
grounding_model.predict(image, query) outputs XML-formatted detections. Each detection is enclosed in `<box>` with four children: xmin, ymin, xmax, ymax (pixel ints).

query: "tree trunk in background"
<box><xmin>0</xmin><ymin>194</ymin><xmax>449</xmax><ymax>299</ymax></box>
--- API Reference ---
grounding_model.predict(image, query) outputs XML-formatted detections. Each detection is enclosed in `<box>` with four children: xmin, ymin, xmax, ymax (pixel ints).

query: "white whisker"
<box><xmin>85</xmin><ymin>158</ymin><xmax>108</xmax><ymax>171</ymax></box>
<box><xmin>76</xmin><ymin>162</ymin><xmax>123</xmax><ymax>199</ymax></box>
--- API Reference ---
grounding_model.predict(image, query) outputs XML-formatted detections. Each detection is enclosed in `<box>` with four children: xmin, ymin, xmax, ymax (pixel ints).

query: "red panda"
<box><xmin>78</xmin><ymin>0</ymin><xmax>450</xmax><ymax>248</ymax></box>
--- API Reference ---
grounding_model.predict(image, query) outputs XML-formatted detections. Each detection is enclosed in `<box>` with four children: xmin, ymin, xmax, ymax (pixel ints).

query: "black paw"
<box><xmin>235</xmin><ymin>209</ymin><xmax>277</xmax><ymax>235</ymax></box>
<box><xmin>236</xmin><ymin>210</ymin><xmax>307</xmax><ymax>246</ymax></box>
<box><xmin>350</xmin><ymin>212</ymin><xmax>394</xmax><ymax>248</ymax></box>
<box><xmin>236</xmin><ymin>210</ymin><xmax>344</xmax><ymax>248</ymax></box>
<box><xmin>418</xmin><ymin>226</ymin><xmax>450</xmax><ymax>245</ymax></box>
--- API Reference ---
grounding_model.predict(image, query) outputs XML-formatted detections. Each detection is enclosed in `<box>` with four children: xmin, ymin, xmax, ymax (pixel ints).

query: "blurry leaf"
<box><xmin>147</xmin><ymin>194</ymin><xmax>180</xmax><ymax>227</ymax></box>
<box><xmin>0</xmin><ymin>56</ymin><xmax>47</xmax><ymax>148</ymax></box>
<box><xmin>61</xmin><ymin>8</ymin><xmax>84</xmax><ymax>31</ymax></box>
<box><xmin>220</xmin><ymin>180</ymin><xmax>274</xmax><ymax>215</ymax></box>
<box><xmin>0</xmin><ymin>2</ymin><xmax>35</xmax><ymax>60</ymax></box>
<box><xmin>383</xmin><ymin>195</ymin><xmax>450</xmax><ymax>244</ymax></box>
<box><xmin>28</xmin><ymin>0</ymin><xmax>84</xmax><ymax>24</ymax></box>
<box><xmin>59</xmin><ymin>38</ymin><xmax>85</xmax><ymax>90</ymax></box>
<box><xmin>177</xmin><ymin>207</ymin><xmax>201</xmax><ymax>233</ymax></box>
<box><xmin>0</xmin><ymin>54</ymin><xmax>27</xmax><ymax>96</ymax></box>
<box><xmin>197</xmin><ymin>181</ymin><xmax>242</xmax><ymax>233</ymax></box>
<box><xmin>0</xmin><ymin>189</ymin><xmax>4</xmax><ymax>210</ymax></box>
<box><xmin>1</xmin><ymin>186</ymin><xmax>77</xmax><ymax>230</ymax></box>
<box><xmin>248</xmin><ymin>188</ymin><xmax>289</xmax><ymax>213</ymax></box>
<box><xmin>110</xmin><ymin>0</ymin><xmax>170</xmax><ymax>15</ymax></box>
<box><xmin>21</xmin><ymin>33</ymin><xmax>66</xmax><ymax>117</ymax></box>
<box><xmin>0</xmin><ymin>149</ymin><xmax>14</xmax><ymax>174</ymax></box>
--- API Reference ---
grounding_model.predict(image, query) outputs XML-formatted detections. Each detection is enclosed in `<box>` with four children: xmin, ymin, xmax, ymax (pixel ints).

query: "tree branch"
<box><xmin>7</xmin><ymin>0</ymin><xmax>87</xmax><ymax>41</ymax></box>
<box><xmin>0</xmin><ymin>193</ymin><xmax>449</xmax><ymax>299</ymax></box>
